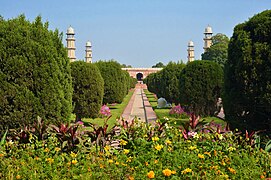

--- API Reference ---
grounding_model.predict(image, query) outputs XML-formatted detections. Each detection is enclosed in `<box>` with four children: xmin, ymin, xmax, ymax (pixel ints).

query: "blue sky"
<box><xmin>1</xmin><ymin>0</ymin><xmax>270</xmax><ymax>67</ymax></box>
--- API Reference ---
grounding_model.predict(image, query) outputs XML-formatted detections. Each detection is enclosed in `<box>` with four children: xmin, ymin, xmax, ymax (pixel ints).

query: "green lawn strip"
<box><xmin>83</xmin><ymin>89</ymin><xmax>135</xmax><ymax>130</ymax></box>
<box><xmin>144</xmin><ymin>89</ymin><xmax>225</xmax><ymax>126</ymax></box>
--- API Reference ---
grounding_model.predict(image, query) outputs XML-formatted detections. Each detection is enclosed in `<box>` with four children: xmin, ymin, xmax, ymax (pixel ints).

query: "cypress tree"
<box><xmin>0</xmin><ymin>15</ymin><xmax>73</xmax><ymax>131</ymax></box>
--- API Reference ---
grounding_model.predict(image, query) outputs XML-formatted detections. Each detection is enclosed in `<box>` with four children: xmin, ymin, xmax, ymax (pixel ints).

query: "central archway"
<box><xmin>136</xmin><ymin>73</ymin><xmax>143</xmax><ymax>81</ymax></box>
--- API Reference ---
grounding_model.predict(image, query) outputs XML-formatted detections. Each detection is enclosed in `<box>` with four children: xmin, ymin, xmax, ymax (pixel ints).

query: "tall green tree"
<box><xmin>0</xmin><ymin>15</ymin><xmax>73</xmax><ymax>131</ymax></box>
<box><xmin>201</xmin><ymin>33</ymin><xmax>229</xmax><ymax>67</ymax></box>
<box><xmin>158</xmin><ymin>62</ymin><xmax>186</xmax><ymax>104</ymax></box>
<box><xmin>179</xmin><ymin>60</ymin><xmax>223</xmax><ymax>116</ymax></box>
<box><xmin>223</xmin><ymin>10</ymin><xmax>271</xmax><ymax>131</ymax></box>
<box><xmin>71</xmin><ymin>61</ymin><xmax>104</xmax><ymax>121</ymax></box>
<box><xmin>95</xmin><ymin>60</ymin><xmax>127</xmax><ymax>104</ymax></box>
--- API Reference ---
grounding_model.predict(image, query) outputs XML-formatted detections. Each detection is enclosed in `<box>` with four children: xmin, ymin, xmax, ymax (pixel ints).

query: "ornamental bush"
<box><xmin>95</xmin><ymin>60</ymin><xmax>127</xmax><ymax>104</ymax></box>
<box><xmin>179</xmin><ymin>60</ymin><xmax>223</xmax><ymax>116</ymax></box>
<box><xmin>223</xmin><ymin>10</ymin><xmax>271</xmax><ymax>132</ymax></box>
<box><xmin>71</xmin><ymin>61</ymin><xmax>104</xmax><ymax>121</ymax></box>
<box><xmin>0</xmin><ymin>15</ymin><xmax>73</xmax><ymax>131</ymax></box>
<box><xmin>158</xmin><ymin>62</ymin><xmax>185</xmax><ymax>104</ymax></box>
<box><xmin>144</xmin><ymin>72</ymin><xmax>162</xmax><ymax>97</ymax></box>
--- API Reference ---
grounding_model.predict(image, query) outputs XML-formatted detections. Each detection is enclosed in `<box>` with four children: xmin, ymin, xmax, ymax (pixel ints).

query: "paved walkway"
<box><xmin>122</xmin><ymin>83</ymin><xmax>157</xmax><ymax>124</ymax></box>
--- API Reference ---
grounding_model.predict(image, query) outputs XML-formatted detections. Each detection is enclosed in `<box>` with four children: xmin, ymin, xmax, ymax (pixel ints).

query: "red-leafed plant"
<box><xmin>50</xmin><ymin>123</ymin><xmax>83</xmax><ymax>151</ymax></box>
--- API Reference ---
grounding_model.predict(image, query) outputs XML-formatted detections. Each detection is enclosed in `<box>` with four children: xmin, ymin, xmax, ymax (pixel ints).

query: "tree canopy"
<box><xmin>0</xmin><ymin>15</ymin><xmax>73</xmax><ymax>131</ymax></box>
<box><xmin>223</xmin><ymin>10</ymin><xmax>271</xmax><ymax>132</ymax></box>
<box><xmin>179</xmin><ymin>60</ymin><xmax>223</xmax><ymax>116</ymax></box>
<box><xmin>201</xmin><ymin>33</ymin><xmax>229</xmax><ymax>67</ymax></box>
<box><xmin>152</xmin><ymin>62</ymin><xmax>165</xmax><ymax>68</ymax></box>
<box><xmin>71</xmin><ymin>61</ymin><xmax>104</xmax><ymax>121</ymax></box>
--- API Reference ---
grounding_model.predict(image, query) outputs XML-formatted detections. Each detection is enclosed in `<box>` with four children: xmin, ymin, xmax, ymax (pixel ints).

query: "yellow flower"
<box><xmin>55</xmin><ymin>147</ymin><xmax>61</xmax><ymax>152</ymax></box>
<box><xmin>154</xmin><ymin>144</ymin><xmax>163</xmax><ymax>151</ymax></box>
<box><xmin>181</xmin><ymin>168</ymin><xmax>192</xmax><ymax>174</ymax></box>
<box><xmin>167</xmin><ymin>147</ymin><xmax>173</xmax><ymax>152</ymax></box>
<box><xmin>188</xmin><ymin>146</ymin><xmax>197</xmax><ymax>150</ymax></box>
<box><xmin>99</xmin><ymin>164</ymin><xmax>104</xmax><ymax>168</ymax></box>
<box><xmin>126</xmin><ymin>156</ymin><xmax>133</xmax><ymax>163</ymax></box>
<box><xmin>115</xmin><ymin>161</ymin><xmax>120</xmax><ymax>165</ymax></box>
<box><xmin>152</xmin><ymin>136</ymin><xmax>159</xmax><ymax>142</ymax></box>
<box><xmin>0</xmin><ymin>153</ymin><xmax>4</xmax><ymax>157</ymax></box>
<box><xmin>128</xmin><ymin>176</ymin><xmax>134</xmax><ymax>180</ymax></box>
<box><xmin>121</xmin><ymin>163</ymin><xmax>127</xmax><ymax>166</ymax></box>
<box><xmin>120</xmin><ymin>139</ymin><xmax>128</xmax><ymax>146</ymax></box>
<box><xmin>104</xmin><ymin>145</ymin><xmax>110</xmax><ymax>151</ymax></box>
<box><xmin>221</xmin><ymin>160</ymin><xmax>226</xmax><ymax>166</ymax></box>
<box><xmin>163</xmin><ymin>168</ymin><xmax>172</xmax><ymax>177</ymax></box>
<box><xmin>216</xmin><ymin>170</ymin><xmax>221</xmax><ymax>175</ymax></box>
<box><xmin>16</xmin><ymin>175</ymin><xmax>21</xmax><ymax>179</ymax></box>
<box><xmin>44</xmin><ymin>148</ymin><xmax>50</xmax><ymax>153</ymax></box>
<box><xmin>210</xmin><ymin>165</ymin><xmax>218</xmax><ymax>170</ymax></box>
<box><xmin>34</xmin><ymin>156</ymin><xmax>40</xmax><ymax>161</ymax></box>
<box><xmin>198</xmin><ymin>154</ymin><xmax>205</xmax><ymax>159</ymax></box>
<box><xmin>165</xmin><ymin>139</ymin><xmax>172</xmax><ymax>145</ymax></box>
<box><xmin>45</xmin><ymin>158</ymin><xmax>54</xmax><ymax>164</ymax></box>
<box><xmin>123</xmin><ymin>149</ymin><xmax>130</xmax><ymax>155</ymax></box>
<box><xmin>154</xmin><ymin>159</ymin><xmax>158</xmax><ymax>164</ymax></box>
<box><xmin>145</xmin><ymin>162</ymin><xmax>149</xmax><ymax>166</ymax></box>
<box><xmin>70</xmin><ymin>152</ymin><xmax>77</xmax><ymax>158</ymax></box>
<box><xmin>228</xmin><ymin>167</ymin><xmax>236</xmax><ymax>174</ymax></box>
<box><xmin>72</xmin><ymin>159</ymin><xmax>78</xmax><ymax>165</ymax></box>
<box><xmin>228</xmin><ymin>147</ymin><xmax>236</xmax><ymax>152</ymax></box>
<box><xmin>171</xmin><ymin>170</ymin><xmax>176</xmax><ymax>174</ymax></box>
<box><xmin>108</xmin><ymin>159</ymin><xmax>114</xmax><ymax>164</ymax></box>
<box><xmin>204</xmin><ymin>151</ymin><xmax>211</xmax><ymax>157</ymax></box>
<box><xmin>147</xmin><ymin>171</ymin><xmax>155</xmax><ymax>179</ymax></box>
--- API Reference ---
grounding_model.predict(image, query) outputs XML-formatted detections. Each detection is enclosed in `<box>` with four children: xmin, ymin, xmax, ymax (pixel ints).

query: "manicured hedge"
<box><xmin>95</xmin><ymin>60</ymin><xmax>129</xmax><ymax>104</ymax></box>
<box><xmin>224</xmin><ymin>10</ymin><xmax>271</xmax><ymax>131</ymax></box>
<box><xmin>179</xmin><ymin>60</ymin><xmax>223</xmax><ymax>116</ymax></box>
<box><xmin>71</xmin><ymin>61</ymin><xmax>104</xmax><ymax>121</ymax></box>
<box><xmin>0</xmin><ymin>15</ymin><xmax>72</xmax><ymax>132</ymax></box>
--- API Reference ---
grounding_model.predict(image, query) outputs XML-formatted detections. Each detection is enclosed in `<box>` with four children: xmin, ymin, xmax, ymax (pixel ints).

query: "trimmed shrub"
<box><xmin>223</xmin><ymin>10</ymin><xmax>271</xmax><ymax>131</ymax></box>
<box><xmin>158</xmin><ymin>62</ymin><xmax>185</xmax><ymax>104</ymax></box>
<box><xmin>144</xmin><ymin>72</ymin><xmax>162</xmax><ymax>97</ymax></box>
<box><xmin>95</xmin><ymin>60</ymin><xmax>127</xmax><ymax>104</ymax></box>
<box><xmin>0</xmin><ymin>15</ymin><xmax>72</xmax><ymax>131</ymax></box>
<box><xmin>179</xmin><ymin>60</ymin><xmax>223</xmax><ymax>116</ymax></box>
<box><xmin>71</xmin><ymin>61</ymin><xmax>104</xmax><ymax>121</ymax></box>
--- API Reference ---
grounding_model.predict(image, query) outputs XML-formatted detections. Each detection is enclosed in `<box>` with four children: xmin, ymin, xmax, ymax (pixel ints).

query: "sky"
<box><xmin>1</xmin><ymin>0</ymin><xmax>271</xmax><ymax>67</ymax></box>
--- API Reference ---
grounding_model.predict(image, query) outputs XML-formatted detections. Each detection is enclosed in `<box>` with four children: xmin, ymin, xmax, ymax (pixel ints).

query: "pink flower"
<box><xmin>100</xmin><ymin>105</ymin><xmax>111</xmax><ymax>117</ymax></box>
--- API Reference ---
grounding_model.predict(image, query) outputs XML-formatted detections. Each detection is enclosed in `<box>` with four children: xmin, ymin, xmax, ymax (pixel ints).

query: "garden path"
<box><xmin>122</xmin><ymin>83</ymin><xmax>157</xmax><ymax>124</ymax></box>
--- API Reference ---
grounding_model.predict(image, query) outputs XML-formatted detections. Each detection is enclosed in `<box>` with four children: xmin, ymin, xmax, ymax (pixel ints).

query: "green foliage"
<box><xmin>71</xmin><ymin>61</ymin><xmax>104</xmax><ymax>120</ymax></box>
<box><xmin>202</xmin><ymin>33</ymin><xmax>229</xmax><ymax>67</ymax></box>
<box><xmin>0</xmin><ymin>15</ymin><xmax>72</xmax><ymax>131</ymax></box>
<box><xmin>144</xmin><ymin>72</ymin><xmax>162</xmax><ymax>97</ymax></box>
<box><xmin>223</xmin><ymin>10</ymin><xmax>271</xmax><ymax>132</ymax></box>
<box><xmin>158</xmin><ymin>62</ymin><xmax>186</xmax><ymax>104</ymax></box>
<box><xmin>179</xmin><ymin>60</ymin><xmax>223</xmax><ymax>116</ymax></box>
<box><xmin>152</xmin><ymin>61</ymin><xmax>165</xmax><ymax>68</ymax></box>
<box><xmin>95</xmin><ymin>60</ymin><xmax>129</xmax><ymax>104</ymax></box>
<box><xmin>0</xmin><ymin>118</ymin><xmax>270</xmax><ymax>179</ymax></box>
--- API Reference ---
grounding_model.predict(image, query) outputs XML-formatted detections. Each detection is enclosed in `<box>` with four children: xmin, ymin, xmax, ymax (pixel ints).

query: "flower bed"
<box><xmin>0</xmin><ymin>117</ymin><xmax>270</xmax><ymax>179</ymax></box>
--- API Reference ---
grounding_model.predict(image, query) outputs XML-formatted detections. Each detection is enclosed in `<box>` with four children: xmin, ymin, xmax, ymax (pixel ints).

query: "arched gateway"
<box><xmin>122</xmin><ymin>68</ymin><xmax>163</xmax><ymax>80</ymax></box>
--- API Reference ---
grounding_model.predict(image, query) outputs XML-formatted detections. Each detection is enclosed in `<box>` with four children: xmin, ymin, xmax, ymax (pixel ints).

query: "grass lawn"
<box><xmin>144</xmin><ymin>89</ymin><xmax>226</xmax><ymax>126</ymax></box>
<box><xmin>82</xmin><ymin>89</ymin><xmax>135</xmax><ymax>130</ymax></box>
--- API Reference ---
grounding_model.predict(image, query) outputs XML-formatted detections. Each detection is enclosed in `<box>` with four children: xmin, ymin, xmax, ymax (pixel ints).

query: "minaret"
<box><xmin>66</xmin><ymin>26</ymin><xmax>76</xmax><ymax>62</ymax></box>
<box><xmin>203</xmin><ymin>25</ymin><xmax>213</xmax><ymax>52</ymax></box>
<box><xmin>85</xmin><ymin>41</ymin><xmax>92</xmax><ymax>63</ymax></box>
<box><xmin>187</xmin><ymin>40</ymin><xmax>195</xmax><ymax>63</ymax></box>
